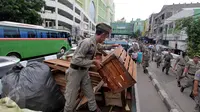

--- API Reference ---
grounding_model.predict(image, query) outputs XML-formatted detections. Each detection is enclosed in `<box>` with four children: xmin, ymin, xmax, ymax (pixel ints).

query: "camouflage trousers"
<box><xmin>64</xmin><ymin>67</ymin><xmax>97</xmax><ymax>112</ymax></box>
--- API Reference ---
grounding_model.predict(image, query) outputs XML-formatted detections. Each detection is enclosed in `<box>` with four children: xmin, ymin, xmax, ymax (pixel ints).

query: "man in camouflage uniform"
<box><xmin>64</xmin><ymin>23</ymin><xmax>119</xmax><ymax>112</ymax></box>
<box><xmin>156</xmin><ymin>52</ymin><xmax>162</xmax><ymax>68</ymax></box>
<box><xmin>181</xmin><ymin>55</ymin><xmax>200</xmax><ymax>99</ymax></box>
<box><xmin>193</xmin><ymin>69</ymin><xmax>200</xmax><ymax>112</ymax></box>
<box><xmin>173</xmin><ymin>52</ymin><xmax>189</xmax><ymax>87</ymax></box>
<box><xmin>162</xmin><ymin>50</ymin><xmax>173</xmax><ymax>75</ymax></box>
<box><xmin>142</xmin><ymin>50</ymin><xmax>150</xmax><ymax>73</ymax></box>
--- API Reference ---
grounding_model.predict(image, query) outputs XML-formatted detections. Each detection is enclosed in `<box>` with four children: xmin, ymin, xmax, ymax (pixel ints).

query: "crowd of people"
<box><xmin>128</xmin><ymin>40</ymin><xmax>200</xmax><ymax>112</ymax></box>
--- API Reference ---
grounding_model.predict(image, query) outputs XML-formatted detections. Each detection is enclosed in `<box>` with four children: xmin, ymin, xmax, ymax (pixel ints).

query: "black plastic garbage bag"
<box><xmin>1</xmin><ymin>61</ymin><xmax>65</xmax><ymax>112</ymax></box>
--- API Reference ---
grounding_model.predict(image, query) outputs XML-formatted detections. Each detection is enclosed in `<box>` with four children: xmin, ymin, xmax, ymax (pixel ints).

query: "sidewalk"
<box><xmin>149</xmin><ymin>62</ymin><xmax>196</xmax><ymax>112</ymax></box>
<box><xmin>136</xmin><ymin>65</ymin><xmax>168</xmax><ymax>112</ymax></box>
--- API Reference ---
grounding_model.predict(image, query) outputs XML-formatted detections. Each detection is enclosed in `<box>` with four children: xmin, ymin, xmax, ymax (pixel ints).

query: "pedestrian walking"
<box><xmin>162</xmin><ymin>50</ymin><xmax>173</xmax><ymax>75</ymax></box>
<box><xmin>180</xmin><ymin>55</ymin><xmax>200</xmax><ymax>99</ymax></box>
<box><xmin>193</xmin><ymin>69</ymin><xmax>200</xmax><ymax>112</ymax></box>
<box><xmin>127</xmin><ymin>42</ymin><xmax>139</xmax><ymax>54</ymax></box>
<box><xmin>142</xmin><ymin>50</ymin><xmax>150</xmax><ymax>73</ymax></box>
<box><xmin>173</xmin><ymin>52</ymin><xmax>189</xmax><ymax>87</ymax></box>
<box><xmin>64</xmin><ymin>23</ymin><xmax>119</xmax><ymax>112</ymax></box>
<box><xmin>156</xmin><ymin>52</ymin><xmax>162</xmax><ymax>68</ymax></box>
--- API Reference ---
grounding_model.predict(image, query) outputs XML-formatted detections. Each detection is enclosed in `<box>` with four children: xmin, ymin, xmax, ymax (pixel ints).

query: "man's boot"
<box><xmin>177</xmin><ymin>81</ymin><xmax>181</xmax><ymax>87</ymax></box>
<box><xmin>180</xmin><ymin>87</ymin><xmax>185</xmax><ymax>92</ymax></box>
<box><xmin>189</xmin><ymin>92</ymin><xmax>195</xmax><ymax>100</ymax></box>
<box><xmin>162</xmin><ymin>67</ymin><xmax>164</xmax><ymax>72</ymax></box>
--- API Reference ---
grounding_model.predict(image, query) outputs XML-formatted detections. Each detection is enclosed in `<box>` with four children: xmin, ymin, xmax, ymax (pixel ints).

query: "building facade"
<box><xmin>132</xmin><ymin>19</ymin><xmax>145</xmax><ymax>33</ymax></box>
<box><xmin>151</xmin><ymin>2</ymin><xmax>200</xmax><ymax>44</ymax></box>
<box><xmin>164</xmin><ymin>8</ymin><xmax>200</xmax><ymax>51</ymax></box>
<box><xmin>40</xmin><ymin>0</ymin><xmax>115</xmax><ymax>36</ymax></box>
<box><xmin>111</xmin><ymin>21</ymin><xmax>133</xmax><ymax>36</ymax></box>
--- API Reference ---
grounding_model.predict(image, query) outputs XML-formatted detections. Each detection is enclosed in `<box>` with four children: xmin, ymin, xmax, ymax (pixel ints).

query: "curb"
<box><xmin>147</xmin><ymin>72</ymin><xmax>180</xmax><ymax>112</ymax></box>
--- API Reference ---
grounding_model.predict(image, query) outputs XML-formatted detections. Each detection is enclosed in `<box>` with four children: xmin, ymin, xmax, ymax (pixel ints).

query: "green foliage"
<box><xmin>175</xmin><ymin>17</ymin><xmax>200</xmax><ymax>57</ymax></box>
<box><xmin>131</xmin><ymin>30</ymin><xmax>141</xmax><ymax>38</ymax></box>
<box><xmin>0</xmin><ymin>0</ymin><xmax>45</xmax><ymax>25</ymax></box>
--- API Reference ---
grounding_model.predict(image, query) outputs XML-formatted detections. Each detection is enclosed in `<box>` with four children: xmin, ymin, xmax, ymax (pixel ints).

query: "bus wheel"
<box><xmin>60</xmin><ymin>47</ymin><xmax>66</xmax><ymax>54</ymax></box>
<box><xmin>7</xmin><ymin>53</ymin><xmax>21</xmax><ymax>59</ymax></box>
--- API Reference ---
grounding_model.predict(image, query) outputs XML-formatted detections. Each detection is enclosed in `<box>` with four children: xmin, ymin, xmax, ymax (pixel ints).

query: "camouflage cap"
<box><xmin>96</xmin><ymin>23</ymin><xmax>112</xmax><ymax>33</ymax></box>
<box><xmin>194</xmin><ymin>54</ymin><xmax>200</xmax><ymax>58</ymax></box>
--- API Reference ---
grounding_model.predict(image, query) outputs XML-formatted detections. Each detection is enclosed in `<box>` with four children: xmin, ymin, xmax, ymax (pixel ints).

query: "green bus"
<box><xmin>0</xmin><ymin>21</ymin><xmax>72</xmax><ymax>59</ymax></box>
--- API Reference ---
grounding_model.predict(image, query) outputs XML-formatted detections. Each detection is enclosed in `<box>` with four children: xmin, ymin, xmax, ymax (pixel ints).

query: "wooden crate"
<box><xmin>98</xmin><ymin>46</ymin><xmax>137</xmax><ymax>93</ymax></box>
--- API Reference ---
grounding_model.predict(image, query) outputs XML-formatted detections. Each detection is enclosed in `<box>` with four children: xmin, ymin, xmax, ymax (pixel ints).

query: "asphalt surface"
<box><xmin>137</xmin><ymin>65</ymin><xmax>168</xmax><ymax>112</ymax></box>
<box><xmin>148</xmin><ymin>61</ymin><xmax>196</xmax><ymax>112</ymax></box>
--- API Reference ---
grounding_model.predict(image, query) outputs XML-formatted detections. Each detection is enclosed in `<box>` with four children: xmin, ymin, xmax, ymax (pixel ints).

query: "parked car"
<box><xmin>0</xmin><ymin>56</ymin><xmax>20</xmax><ymax>78</ymax></box>
<box><xmin>104</xmin><ymin>40</ymin><xmax>130</xmax><ymax>51</ymax></box>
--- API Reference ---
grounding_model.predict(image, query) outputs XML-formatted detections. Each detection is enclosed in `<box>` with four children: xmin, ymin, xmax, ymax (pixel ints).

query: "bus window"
<box><xmin>50</xmin><ymin>31</ymin><xmax>58</xmax><ymax>38</ymax></box>
<box><xmin>19</xmin><ymin>28</ymin><xmax>36</xmax><ymax>38</ymax></box>
<box><xmin>0</xmin><ymin>26</ymin><xmax>3</xmax><ymax>38</ymax></box>
<box><xmin>3</xmin><ymin>26</ymin><xmax>19</xmax><ymax>38</ymax></box>
<box><xmin>37</xmin><ymin>30</ymin><xmax>48</xmax><ymax>38</ymax></box>
<box><xmin>59</xmin><ymin>32</ymin><xmax>69</xmax><ymax>38</ymax></box>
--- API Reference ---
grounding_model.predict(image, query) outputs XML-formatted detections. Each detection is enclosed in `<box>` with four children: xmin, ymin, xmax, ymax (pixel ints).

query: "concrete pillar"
<box><xmin>55</xmin><ymin>0</ymin><xmax>58</xmax><ymax>29</ymax></box>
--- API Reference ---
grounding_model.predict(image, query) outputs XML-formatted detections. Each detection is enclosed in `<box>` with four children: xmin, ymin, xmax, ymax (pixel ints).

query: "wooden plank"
<box><xmin>98</xmin><ymin>67</ymin><xmax>119</xmax><ymax>91</ymax></box>
<box><xmin>112</xmin><ymin>59</ymin><xmax>130</xmax><ymax>85</ymax></box>
<box><xmin>119</xmin><ymin>50</ymin><xmax>127</xmax><ymax>63</ymax></box>
<box><xmin>46</xmin><ymin>63</ymin><xmax>67</xmax><ymax>72</ymax></box>
<box><xmin>124</xmin><ymin>55</ymin><xmax>130</xmax><ymax>70</ymax></box>
<box><xmin>106</xmin><ymin>62</ymin><xmax>126</xmax><ymax>89</ymax></box>
<box><xmin>128</xmin><ymin>59</ymin><xmax>135</xmax><ymax>81</ymax></box>
<box><xmin>76</xmin><ymin>80</ymin><xmax>104</xmax><ymax>110</ymax></box>
<box><xmin>114</xmin><ymin>47</ymin><xmax>123</xmax><ymax>58</ymax></box>
<box><xmin>132</xmin><ymin>62</ymin><xmax>137</xmax><ymax>82</ymax></box>
<box><xmin>44</xmin><ymin>59</ymin><xmax>70</xmax><ymax>68</ymax></box>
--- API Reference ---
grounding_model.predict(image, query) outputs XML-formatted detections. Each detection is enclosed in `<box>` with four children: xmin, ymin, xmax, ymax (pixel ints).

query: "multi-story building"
<box><xmin>164</xmin><ymin>8</ymin><xmax>200</xmax><ymax>51</ymax></box>
<box><xmin>40</xmin><ymin>0</ymin><xmax>115</xmax><ymax>36</ymax></box>
<box><xmin>147</xmin><ymin>13</ymin><xmax>157</xmax><ymax>38</ymax></box>
<box><xmin>142</xmin><ymin>19</ymin><xmax>149</xmax><ymax>36</ymax></box>
<box><xmin>152</xmin><ymin>2</ymin><xmax>200</xmax><ymax>44</ymax></box>
<box><xmin>132</xmin><ymin>19</ymin><xmax>145</xmax><ymax>33</ymax></box>
<box><xmin>111</xmin><ymin>21</ymin><xmax>134</xmax><ymax>36</ymax></box>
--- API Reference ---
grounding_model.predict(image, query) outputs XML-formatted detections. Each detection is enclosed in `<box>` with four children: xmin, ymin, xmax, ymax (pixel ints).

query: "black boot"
<box><xmin>190</xmin><ymin>92</ymin><xmax>195</xmax><ymax>100</ymax></box>
<box><xmin>177</xmin><ymin>81</ymin><xmax>181</xmax><ymax>87</ymax></box>
<box><xmin>162</xmin><ymin>67</ymin><xmax>164</xmax><ymax>72</ymax></box>
<box><xmin>180</xmin><ymin>87</ymin><xmax>185</xmax><ymax>92</ymax></box>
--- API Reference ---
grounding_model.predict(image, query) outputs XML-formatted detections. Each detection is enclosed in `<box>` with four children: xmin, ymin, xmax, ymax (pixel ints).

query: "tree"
<box><xmin>134</xmin><ymin>30</ymin><xmax>141</xmax><ymax>38</ymax></box>
<box><xmin>175</xmin><ymin>17</ymin><xmax>200</xmax><ymax>57</ymax></box>
<box><xmin>0</xmin><ymin>0</ymin><xmax>45</xmax><ymax>25</ymax></box>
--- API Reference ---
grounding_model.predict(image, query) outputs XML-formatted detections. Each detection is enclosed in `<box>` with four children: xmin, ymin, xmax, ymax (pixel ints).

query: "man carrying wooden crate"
<box><xmin>64</xmin><ymin>23</ymin><xmax>119</xmax><ymax>112</ymax></box>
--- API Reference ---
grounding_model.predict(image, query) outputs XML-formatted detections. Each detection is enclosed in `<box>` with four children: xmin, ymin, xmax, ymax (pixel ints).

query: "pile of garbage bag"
<box><xmin>0</xmin><ymin>97</ymin><xmax>41</xmax><ymax>112</ymax></box>
<box><xmin>1</xmin><ymin>62</ymin><xmax>65</xmax><ymax>112</ymax></box>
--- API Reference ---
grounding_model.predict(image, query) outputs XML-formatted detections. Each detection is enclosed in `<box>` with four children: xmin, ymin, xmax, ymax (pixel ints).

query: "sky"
<box><xmin>113</xmin><ymin>0</ymin><xmax>200</xmax><ymax>22</ymax></box>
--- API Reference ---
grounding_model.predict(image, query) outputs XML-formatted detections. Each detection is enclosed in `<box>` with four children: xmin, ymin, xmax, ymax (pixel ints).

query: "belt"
<box><xmin>70</xmin><ymin>64</ymin><xmax>87</xmax><ymax>70</ymax></box>
<box><xmin>188</xmin><ymin>73</ymin><xmax>195</xmax><ymax>76</ymax></box>
<box><xmin>178</xmin><ymin>64</ymin><xmax>185</xmax><ymax>67</ymax></box>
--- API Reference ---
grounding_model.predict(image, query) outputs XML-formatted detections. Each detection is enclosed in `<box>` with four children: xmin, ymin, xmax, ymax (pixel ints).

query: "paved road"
<box><xmin>137</xmin><ymin>65</ymin><xmax>168</xmax><ymax>112</ymax></box>
<box><xmin>148</xmin><ymin>61</ymin><xmax>196</xmax><ymax>112</ymax></box>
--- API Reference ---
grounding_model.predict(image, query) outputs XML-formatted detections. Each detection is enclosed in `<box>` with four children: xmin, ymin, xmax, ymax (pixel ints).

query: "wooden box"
<box><xmin>98</xmin><ymin>46</ymin><xmax>137</xmax><ymax>93</ymax></box>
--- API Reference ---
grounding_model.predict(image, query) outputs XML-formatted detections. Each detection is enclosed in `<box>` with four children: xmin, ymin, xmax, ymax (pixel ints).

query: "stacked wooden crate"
<box><xmin>98</xmin><ymin>46</ymin><xmax>137</xmax><ymax>93</ymax></box>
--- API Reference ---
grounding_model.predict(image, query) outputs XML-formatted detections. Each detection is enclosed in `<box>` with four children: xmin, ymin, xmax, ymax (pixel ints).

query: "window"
<box><xmin>0</xmin><ymin>26</ymin><xmax>4</xmax><ymax>38</ymax></box>
<box><xmin>19</xmin><ymin>28</ymin><xmax>36</xmax><ymax>38</ymax></box>
<box><xmin>58</xmin><ymin>32</ymin><xmax>69</xmax><ymax>38</ymax></box>
<box><xmin>2</xmin><ymin>26</ymin><xmax>19</xmax><ymax>38</ymax></box>
<box><xmin>37</xmin><ymin>30</ymin><xmax>48</xmax><ymax>38</ymax></box>
<box><xmin>50</xmin><ymin>31</ymin><xmax>58</xmax><ymax>38</ymax></box>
